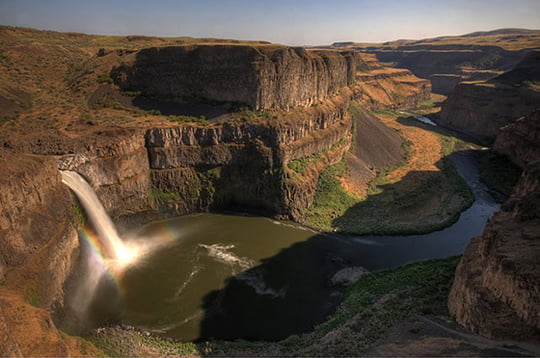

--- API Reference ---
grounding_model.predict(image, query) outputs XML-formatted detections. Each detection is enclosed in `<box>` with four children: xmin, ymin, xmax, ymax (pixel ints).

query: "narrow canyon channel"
<box><xmin>62</xmin><ymin>148</ymin><xmax>499</xmax><ymax>342</ymax></box>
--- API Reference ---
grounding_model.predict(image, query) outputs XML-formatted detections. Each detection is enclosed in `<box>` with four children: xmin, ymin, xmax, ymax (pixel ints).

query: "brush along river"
<box><xmin>65</xmin><ymin>150</ymin><xmax>498</xmax><ymax>342</ymax></box>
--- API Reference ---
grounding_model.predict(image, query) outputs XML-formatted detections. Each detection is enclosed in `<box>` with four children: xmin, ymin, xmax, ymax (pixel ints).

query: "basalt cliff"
<box><xmin>437</xmin><ymin>50</ymin><xmax>540</xmax><ymax>143</ymax></box>
<box><xmin>0</xmin><ymin>27</ymin><xmax>431</xmax><ymax>356</ymax></box>
<box><xmin>331</xmin><ymin>29</ymin><xmax>540</xmax><ymax>95</ymax></box>
<box><xmin>449</xmin><ymin>110</ymin><xmax>540</xmax><ymax>340</ymax></box>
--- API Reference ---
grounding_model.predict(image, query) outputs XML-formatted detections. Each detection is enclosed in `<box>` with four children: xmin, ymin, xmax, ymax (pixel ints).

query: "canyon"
<box><xmin>0</xmin><ymin>25</ymin><xmax>539</xmax><ymax>356</ymax></box>
<box><xmin>0</xmin><ymin>26</ymin><xmax>430</xmax><ymax>355</ymax></box>
<box><xmin>437</xmin><ymin>50</ymin><xmax>540</xmax><ymax>142</ymax></box>
<box><xmin>332</xmin><ymin>29</ymin><xmax>540</xmax><ymax>95</ymax></box>
<box><xmin>449</xmin><ymin>110</ymin><xmax>540</xmax><ymax>340</ymax></box>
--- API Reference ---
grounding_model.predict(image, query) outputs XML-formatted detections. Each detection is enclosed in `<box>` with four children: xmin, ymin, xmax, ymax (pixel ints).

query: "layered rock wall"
<box><xmin>57</xmin><ymin>129</ymin><xmax>155</xmax><ymax>222</ymax></box>
<box><xmin>0</xmin><ymin>153</ymin><xmax>79</xmax><ymax>309</ymax></box>
<box><xmin>437</xmin><ymin>51</ymin><xmax>540</xmax><ymax>143</ymax></box>
<box><xmin>111</xmin><ymin>45</ymin><xmax>360</xmax><ymax>110</ymax></box>
<box><xmin>448</xmin><ymin>163</ymin><xmax>540</xmax><ymax>339</ymax></box>
<box><xmin>493</xmin><ymin>111</ymin><xmax>540</xmax><ymax>169</ymax></box>
<box><xmin>364</xmin><ymin>46</ymin><xmax>532</xmax><ymax>95</ymax></box>
<box><xmin>146</xmin><ymin>96</ymin><xmax>352</xmax><ymax>218</ymax></box>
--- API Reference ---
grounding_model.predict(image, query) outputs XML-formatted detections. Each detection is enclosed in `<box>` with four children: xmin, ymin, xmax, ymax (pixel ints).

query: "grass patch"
<box><xmin>287</xmin><ymin>138</ymin><xmax>348</xmax><ymax>176</ymax></box>
<box><xmin>305</xmin><ymin>111</ymin><xmax>474</xmax><ymax>235</ymax></box>
<box><xmin>148</xmin><ymin>191</ymin><xmax>180</xmax><ymax>202</ymax></box>
<box><xmin>236</xmin><ymin>109</ymin><xmax>271</xmax><ymax>123</ymax></box>
<box><xmin>166</xmin><ymin>114</ymin><xmax>208</xmax><ymax>125</ymax></box>
<box><xmin>97</xmin><ymin>71</ymin><xmax>114</xmax><ymax>84</ymax></box>
<box><xmin>317</xmin><ymin>256</ymin><xmax>458</xmax><ymax>335</ymax></box>
<box><xmin>72</xmin><ymin>200</ymin><xmax>85</xmax><ymax>227</ymax></box>
<box><xmin>274</xmin><ymin>256</ymin><xmax>460</xmax><ymax>356</ymax></box>
<box><xmin>480</xmin><ymin>150</ymin><xmax>522</xmax><ymax>196</ymax></box>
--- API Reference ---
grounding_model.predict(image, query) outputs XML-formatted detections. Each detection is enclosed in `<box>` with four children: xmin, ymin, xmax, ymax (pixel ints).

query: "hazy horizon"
<box><xmin>1</xmin><ymin>0</ymin><xmax>539</xmax><ymax>46</ymax></box>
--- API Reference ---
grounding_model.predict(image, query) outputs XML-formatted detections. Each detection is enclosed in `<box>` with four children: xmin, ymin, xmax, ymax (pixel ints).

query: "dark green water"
<box><xmin>82</xmin><ymin>150</ymin><xmax>498</xmax><ymax>341</ymax></box>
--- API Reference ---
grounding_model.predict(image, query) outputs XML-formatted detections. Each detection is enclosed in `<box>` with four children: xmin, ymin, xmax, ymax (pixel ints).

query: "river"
<box><xmin>80</xmin><ymin>149</ymin><xmax>499</xmax><ymax>342</ymax></box>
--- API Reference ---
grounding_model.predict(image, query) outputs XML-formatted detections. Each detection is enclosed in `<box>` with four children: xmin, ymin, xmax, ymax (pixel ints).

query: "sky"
<box><xmin>1</xmin><ymin>0</ymin><xmax>539</xmax><ymax>46</ymax></box>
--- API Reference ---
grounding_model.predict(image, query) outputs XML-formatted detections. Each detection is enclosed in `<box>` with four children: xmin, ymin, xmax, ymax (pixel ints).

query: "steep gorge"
<box><xmin>448</xmin><ymin>110</ymin><xmax>540</xmax><ymax>339</ymax></box>
<box><xmin>437</xmin><ymin>50</ymin><xmax>540</xmax><ymax>143</ymax></box>
<box><xmin>0</xmin><ymin>27</ymin><xmax>435</xmax><ymax>355</ymax></box>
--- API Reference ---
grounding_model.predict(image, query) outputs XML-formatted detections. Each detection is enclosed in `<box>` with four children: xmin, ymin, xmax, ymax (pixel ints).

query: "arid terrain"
<box><xmin>1</xmin><ymin>26</ymin><xmax>539</xmax><ymax>357</ymax></box>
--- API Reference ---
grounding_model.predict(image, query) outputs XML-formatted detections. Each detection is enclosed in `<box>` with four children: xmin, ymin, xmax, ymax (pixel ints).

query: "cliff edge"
<box><xmin>448</xmin><ymin>110</ymin><xmax>540</xmax><ymax>340</ymax></box>
<box><xmin>437</xmin><ymin>50</ymin><xmax>540</xmax><ymax>143</ymax></box>
<box><xmin>111</xmin><ymin>45</ymin><xmax>360</xmax><ymax>111</ymax></box>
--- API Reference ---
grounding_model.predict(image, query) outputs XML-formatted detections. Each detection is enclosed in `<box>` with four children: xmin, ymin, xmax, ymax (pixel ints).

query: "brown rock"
<box><xmin>111</xmin><ymin>45</ymin><xmax>360</xmax><ymax>110</ymax></box>
<box><xmin>437</xmin><ymin>51</ymin><xmax>540</xmax><ymax>143</ymax></box>
<box><xmin>493</xmin><ymin>110</ymin><xmax>540</xmax><ymax>169</ymax></box>
<box><xmin>448</xmin><ymin>162</ymin><xmax>540</xmax><ymax>340</ymax></box>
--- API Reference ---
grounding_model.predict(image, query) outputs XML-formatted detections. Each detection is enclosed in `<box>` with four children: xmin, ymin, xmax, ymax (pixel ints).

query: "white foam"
<box><xmin>199</xmin><ymin>243</ymin><xmax>254</xmax><ymax>270</ymax></box>
<box><xmin>399</xmin><ymin>111</ymin><xmax>438</xmax><ymax>126</ymax></box>
<box><xmin>235</xmin><ymin>269</ymin><xmax>286</xmax><ymax>298</ymax></box>
<box><xmin>165</xmin><ymin>265</ymin><xmax>202</xmax><ymax>302</ymax></box>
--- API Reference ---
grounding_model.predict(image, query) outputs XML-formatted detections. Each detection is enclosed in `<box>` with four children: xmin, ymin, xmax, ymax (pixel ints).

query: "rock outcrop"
<box><xmin>493</xmin><ymin>110</ymin><xmax>540</xmax><ymax>169</ymax></box>
<box><xmin>448</xmin><ymin>107</ymin><xmax>540</xmax><ymax>340</ymax></box>
<box><xmin>344</xmin><ymin>29</ymin><xmax>540</xmax><ymax>95</ymax></box>
<box><xmin>0</xmin><ymin>152</ymin><xmax>79</xmax><ymax>310</ymax></box>
<box><xmin>448</xmin><ymin>162</ymin><xmax>540</xmax><ymax>339</ymax></box>
<box><xmin>111</xmin><ymin>45</ymin><xmax>361</xmax><ymax>110</ymax></box>
<box><xmin>437</xmin><ymin>50</ymin><xmax>540</xmax><ymax>143</ymax></box>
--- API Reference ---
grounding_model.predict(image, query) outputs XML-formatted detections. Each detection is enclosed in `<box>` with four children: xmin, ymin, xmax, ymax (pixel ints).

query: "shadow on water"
<box><xmin>198</xmin><ymin>233</ymin><xmax>346</xmax><ymax>341</ymax></box>
<box><xmin>196</xmin><ymin>150</ymin><xmax>499</xmax><ymax>342</ymax></box>
<box><xmin>60</xmin><ymin>114</ymin><xmax>500</xmax><ymax>346</ymax></box>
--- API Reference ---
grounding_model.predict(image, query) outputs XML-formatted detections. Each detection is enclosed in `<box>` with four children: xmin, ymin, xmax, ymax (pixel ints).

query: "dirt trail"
<box><xmin>367</xmin><ymin>315</ymin><xmax>540</xmax><ymax>357</ymax></box>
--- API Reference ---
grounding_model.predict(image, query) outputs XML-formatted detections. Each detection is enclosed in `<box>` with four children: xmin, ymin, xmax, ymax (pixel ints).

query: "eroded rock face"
<box><xmin>437</xmin><ymin>51</ymin><xmax>540</xmax><ymax>143</ymax></box>
<box><xmin>493</xmin><ymin>110</ymin><xmax>540</xmax><ymax>169</ymax></box>
<box><xmin>0</xmin><ymin>152</ymin><xmax>79</xmax><ymax>309</ymax></box>
<box><xmin>147</xmin><ymin>95</ymin><xmax>353</xmax><ymax>219</ymax></box>
<box><xmin>448</xmin><ymin>163</ymin><xmax>540</xmax><ymax>339</ymax></box>
<box><xmin>57</xmin><ymin>129</ymin><xmax>155</xmax><ymax>222</ymax></box>
<box><xmin>111</xmin><ymin>45</ymin><xmax>360</xmax><ymax>110</ymax></box>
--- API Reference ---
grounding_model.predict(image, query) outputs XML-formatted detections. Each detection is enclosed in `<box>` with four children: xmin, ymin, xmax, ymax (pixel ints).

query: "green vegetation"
<box><xmin>166</xmin><ymin>114</ymin><xmax>208</xmax><ymax>125</ymax></box>
<box><xmin>237</xmin><ymin>109</ymin><xmax>271</xmax><ymax>123</ymax></box>
<box><xmin>148</xmin><ymin>191</ymin><xmax>180</xmax><ymax>202</ymax></box>
<box><xmin>310</xmin><ymin>161</ymin><xmax>356</xmax><ymax>211</ymax></box>
<box><xmin>146</xmin><ymin>109</ymin><xmax>161</xmax><ymax>115</ymax></box>
<box><xmin>72</xmin><ymin>200</ymin><xmax>85</xmax><ymax>227</ymax></box>
<box><xmin>367</xmin><ymin>139</ymin><xmax>412</xmax><ymax>195</ymax></box>
<box><xmin>287</xmin><ymin>138</ymin><xmax>348</xmax><ymax>176</ymax></box>
<box><xmin>348</xmin><ymin>101</ymin><xmax>363</xmax><ymax>119</ymax></box>
<box><xmin>290</xmin><ymin>256</ymin><xmax>460</xmax><ymax>355</ymax></box>
<box><xmin>90</xmin><ymin>330</ymin><xmax>200</xmax><ymax>357</ymax></box>
<box><xmin>305</xmin><ymin>112</ymin><xmax>474</xmax><ymax>235</ymax></box>
<box><xmin>481</xmin><ymin>151</ymin><xmax>522</xmax><ymax>196</ymax></box>
<box><xmin>23</xmin><ymin>281</ymin><xmax>42</xmax><ymax>307</ymax></box>
<box><xmin>97</xmin><ymin>71</ymin><xmax>114</xmax><ymax>84</ymax></box>
<box><xmin>287</xmin><ymin>157</ymin><xmax>311</xmax><ymax>175</ymax></box>
<box><xmin>373</xmin><ymin>107</ymin><xmax>399</xmax><ymax>116</ymax></box>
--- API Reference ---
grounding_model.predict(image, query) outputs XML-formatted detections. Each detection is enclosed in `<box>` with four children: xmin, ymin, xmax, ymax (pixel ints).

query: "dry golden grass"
<box><xmin>351</xmin><ymin>29</ymin><xmax>540</xmax><ymax>51</ymax></box>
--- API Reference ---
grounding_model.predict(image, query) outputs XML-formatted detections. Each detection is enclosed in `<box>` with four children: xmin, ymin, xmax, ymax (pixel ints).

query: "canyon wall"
<box><xmin>448</xmin><ymin>110</ymin><xmax>540</xmax><ymax>340</ymax></box>
<box><xmin>57</xmin><ymin>93</ymin><xmax>353</xmax><ymax>221</ymax></box>
<box><xmin>0</xmin><ymin>152</ymin><xmax>79</xmax><ymax>310</ymax></box>
<box><xmin>448</xmin><ymin>162</ymin><xmax>540</xmax><ymax>339</ymax></box>
<box><xmin>368</xmin><ymin>46</ymin><xmax>530</xmax><ymax>94</ymax></box>
<box><xmin>437</xmin><ymin>50</ymin><xmax>540</xmax><ymax>143</ymax></box>
<box><xmin>111</xmin><ymin>45</ymin><xmax>361</xmax><ymax>110</ymax></box>
<box><xmin>493</xmin><ymin>110</ymin><xmax>540</xmax><ymax>169</ymax></box>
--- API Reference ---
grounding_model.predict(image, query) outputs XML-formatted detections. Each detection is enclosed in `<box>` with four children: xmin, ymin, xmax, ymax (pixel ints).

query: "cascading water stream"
<box><xmin>60</xmin><ymin>171</ymin><xmax>136</xmax><ymax>264</ymax></box>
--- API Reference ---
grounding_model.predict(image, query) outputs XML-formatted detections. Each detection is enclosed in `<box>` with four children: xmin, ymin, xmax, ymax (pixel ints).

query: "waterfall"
<box><xmin>60</xmin><ymin>171</ymin><xmax>134</xmax><ymax>262</ymax></box>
